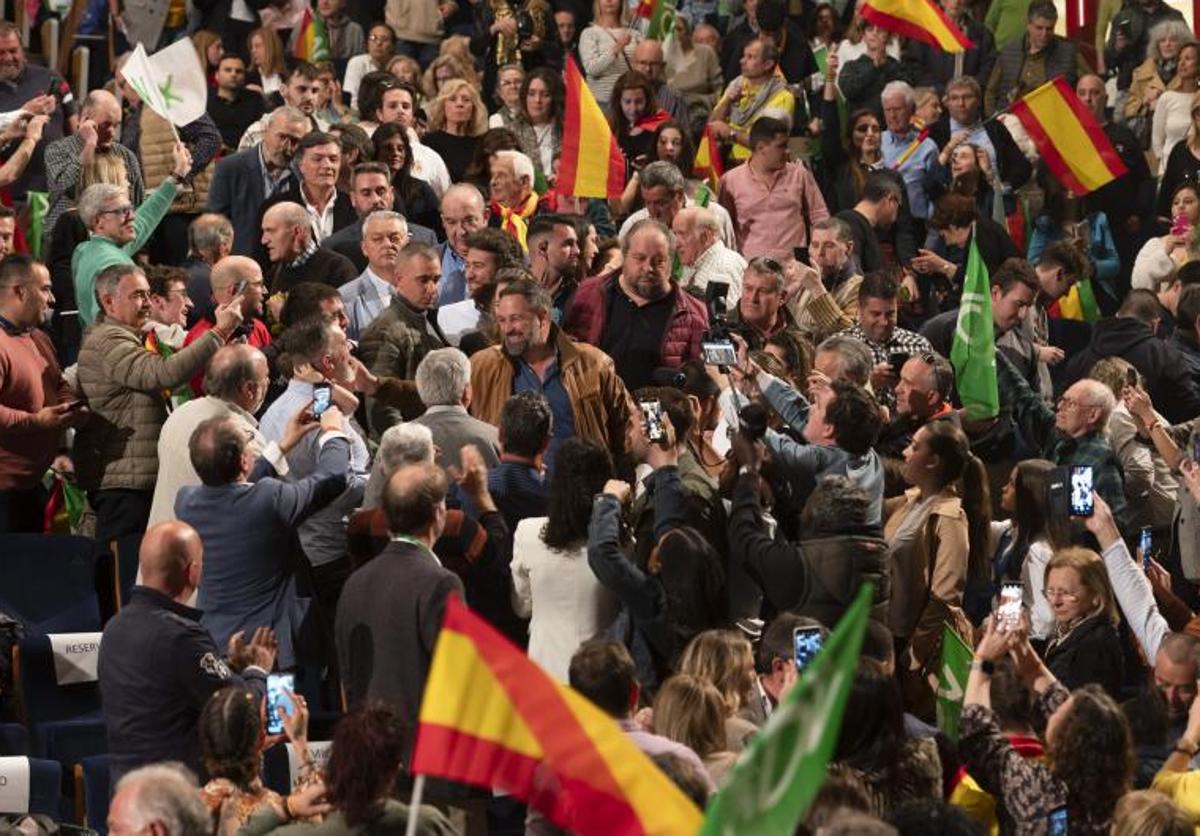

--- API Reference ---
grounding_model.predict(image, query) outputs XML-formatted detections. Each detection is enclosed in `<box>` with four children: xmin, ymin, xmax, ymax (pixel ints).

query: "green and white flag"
<box><xmin>935</xmin><ymin>623</ymin><xmax>974</xmax><ymax>741</ymax></box>
<box><xmin>700</xmin><ymin>584</ymin><xmax>873</xmax><ymax>836</ymax></box>
<box><xmin>122</xmin><ymin>40</ymin><xmax>208</xmax><ymax>127</ymax></box>
<box><xmin>950</xmin><ymin>231</ymin><xmax>999</xmax><ymax>420</ymax></box>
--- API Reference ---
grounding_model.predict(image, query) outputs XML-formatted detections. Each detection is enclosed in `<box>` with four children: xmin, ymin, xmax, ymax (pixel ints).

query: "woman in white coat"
<box><xmin>511</xmin><ymin>438</ymin><xmax>618</xmax><ymax>681</ymax></box>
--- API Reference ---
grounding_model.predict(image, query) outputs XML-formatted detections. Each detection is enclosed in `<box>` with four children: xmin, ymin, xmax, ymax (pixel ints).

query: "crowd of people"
<box><xmin>7</xmin><ymin>0</ymin><xmax>1200</xmax><ymax>831</ymax></box>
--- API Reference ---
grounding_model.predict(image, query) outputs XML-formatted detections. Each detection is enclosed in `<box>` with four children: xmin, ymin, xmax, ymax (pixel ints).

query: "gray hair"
<box><xmin>497</xmin><ymin>277</ymin><xmax>552</xmax><ymax>316</ymax></box>
<box><xmin>188</xmin><ymin>213</ymin><xmax>233</xmax><ymax>258</ymax></box>
<box><xmin>95</xmin><ymin>263</ymin><xmax>143</xmax><ymax>304</ymax></box>
<box><xmin>204</xmin><ymin>344</ymin><xmax>263</xmax><ymax>401</ymax></box>
<box><xmin>265</xmin><ymin>201</ymin><xmax>310</xmax><ymax>229</ymax></box>
<box><xmin>803</xmin><ymin>474</ymin><xmax>871</xmax><ymax>535</ymax></box>
<box><xmin>945</xmin><ymin>75</ymin><xmax>982</xmax><ymax>100</ymax></box>
<box><xmin>1148</xmin><ymin>19</ymin><xmax>1195</xmax><ymax>61</ymax></box>
<box><xmin>812</xmin><ymin>216</ymin><xmax>854</xmax><ymax>243</ymax></box>
<box><xmin>114</xmin><ymin>764</ymin><xmax>210</xmax><ymax>836</ymax></box>
<box><xmin>639</xmin><ymin>160</ymin><xmax>686</xmax><ymax>194</ymax></box>
<box><xmin>378</xmin><ymin>422</ymin><xmax>435</xmax><ymax>476</ymax></box>
<box><xmin>494</xmin><ymin>149</ymin><xmax>535</xmax><ymax>184</ymax></box>
<box><xmin>363</xmin><ymin>209</ymin><xmax>408</xmax><ymax>236</ymax></box>
<box><xmin>78</xmin><ymin>183</ymin><xmax>127</xmax><ymax>228</ymax></box>
<box><xmin>621</xmin><ymin>217</ymin><xmax>675</xmax><ymax>255</ymax></box>
<box><xmin>816</xmin><ymin>334</ymin><xmax>873</xmax><ymax>387</ymax></box>
<box><xmin>1076</xmin><ymin>378</ymin><xmax>1117</xmax><ymax>426</ymax></box>
<box><xmin>746</xmin><ymin>256</ymin><xmax>784</xmax><ymax>293</ymax></box>
<box><xmin>269</xmin><ymin>104</ymin><xmax>309</xmax><ymax>128</ymax></box>
<box><xmin>415</xmin><ymin>347</ymin><xmax>471</xmax><ymax>407</ymax></box>
<box><xmin>691</xmin><ymin>206</ymin><xmax>721</xmax><ymax>235</ymax></box>
<box><xmin>880</xmin><ymin>80</ymin><xmax>915</xmax><ymax>109</ymax></box>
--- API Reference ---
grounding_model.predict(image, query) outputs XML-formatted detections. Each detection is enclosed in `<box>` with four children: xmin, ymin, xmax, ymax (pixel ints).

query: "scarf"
<box><xmin>491</xmin><ymin>190</ymin><xmax>539</xmax><ymax>250</ymax></box>
<box><xmin>634</xmin><ymin>109</ymin><xmax>671</xmax><ymax>134</ymax></box>
<box><xmin>1160</xmin><ymin>56</ymin><xmax>1179</xmax><ymax>86</ymax></box>
<box><xmin>728</xmin><ymin>71</ymin><xmax>790</xmax><ymax>128</ymax></box>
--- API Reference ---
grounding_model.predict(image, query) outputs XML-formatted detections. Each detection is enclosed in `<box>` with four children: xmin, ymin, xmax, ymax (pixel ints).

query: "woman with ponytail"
<box><xmin>885</xmin><ymin>421</ymin><xmax>990</xmax><ymax>700</ymax></box>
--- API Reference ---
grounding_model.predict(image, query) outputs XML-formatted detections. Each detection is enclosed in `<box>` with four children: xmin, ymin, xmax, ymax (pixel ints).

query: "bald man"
<box><xmin>1076</xmin><ymin>73</ymin><xmax>1150</xmax><ymax>291</ymax></box>
<box><xmin>260</xmin><ymin>201</ymin><xmax>357</xmax><ymax>293</ymax></box>
<box><xmin>183</xmin><ymin>255</ymin><xmax>272</xmax><ymax>396</ymax></box>
<box><xmin>99</xmin><ymin>520</ymin><xmax>277</xmax><ymax>786</ymax></box>
<box><xmin>148</xmin><ymin>344</ymin><xmax>287</xmax><ymax>526</ymax></box>
<box><xmin>631</xmin><ymin>40</ymin><xmax>687</xmax><ymax>126</ymax></box>
<box><xmin>437</xmin><ymin>183</ymin><xmax>489</xmax><ymax>305</ymax></box>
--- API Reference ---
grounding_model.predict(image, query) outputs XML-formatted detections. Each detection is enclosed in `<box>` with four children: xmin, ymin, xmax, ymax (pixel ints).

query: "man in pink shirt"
<box><xmin>0</xmin><ymin>255</ymin><xmax>84</xmax><ymax>532</ymax></box>
<box><xmin>718</xmin><ymin>116</ymin><xmax>829</xmax><ymax>262</ymax></box>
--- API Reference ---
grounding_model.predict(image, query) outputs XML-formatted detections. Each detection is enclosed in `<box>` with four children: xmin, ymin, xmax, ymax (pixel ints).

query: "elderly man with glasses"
<box><xmin>73</xmin><ymin>143</ymin><xmax>192</xmax><ymax>328</ymax></box>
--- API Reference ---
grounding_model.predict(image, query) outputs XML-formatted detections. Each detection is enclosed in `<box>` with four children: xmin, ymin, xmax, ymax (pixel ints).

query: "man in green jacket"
<box><xmin>72</xmin><ymin>141</ymin><xmax>191</xmax><ymax>327</ymax></box>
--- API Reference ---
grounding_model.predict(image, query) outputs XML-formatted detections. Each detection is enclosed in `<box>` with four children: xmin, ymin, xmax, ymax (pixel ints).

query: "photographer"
<box><xmin>587</xmin><ymin>410</ymin><xmax>726</xmax><ymax>692</ymax></box>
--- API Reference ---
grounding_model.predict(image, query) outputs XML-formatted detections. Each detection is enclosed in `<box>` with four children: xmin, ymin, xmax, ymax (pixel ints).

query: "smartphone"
<box><xmin>1192</xmin><ymin>434</ymin><xmax>1200</xmax><ymax>462</ymax></box>
<box><xmin>701</xmin><ymin>339</ymin><xmax>737</xmax><ymax>367</ymax></box>
<box><xmin>888</xmin><ymin>352</ymin><xmax>910</xmax><ymax>373</ymax></box>
<box><xmin>640</xmin><ymin>400</ymin><xmax>666</xmax><ymax>443</ymax></box>
<box><xmin>232</xmin><ymin>278</ymin><xmax>248</xmax><ymax>296</ymax></box>
<box><xmin>1139</xmin><ymin>526</ymin><xmax>1153</xmax><ymax>571</ymax></box>
<box><xmin>997</xmin><ymin>583</ymin><xmax>1022</xmax><ymax>632</ymax></box>
<box><xmin>64</xmin><ymin>399</ymin><xmax>86</xmax><ymax>412</ymax></box>
<box><xmin>1069</xmin><ymin>466</ymin><xmax>1094</xmax><ymax>517</ymax></box>
<box><xmin>1126</xmin><ymin>366</ymin><xmax>1138</xmax><ymax>388</ymax></box>
<box><xmin>1172</xmin><ymin>214</ymin><xmax>1192</xmax><ymax>237</ymax></box>
<box><xmin>793</xmin><ymin>626</ymin><xmax>824</xmax><ymax>672</ymax></box>
<box><xmin>312</xmin><ymin>383</ymin><xmax>332</xmax><ymax>418</ymax></box>
<box><xmin>792</xmin><ymin>246</ymin><xmax>810</xmax><ymax>264</ymax></box>
<box><xmin>1047</xmin><ymin>807</ymin><xmax>1068</xmax><ymax>836</ymax></box>
<box><xmin>266</xmin><ymin>673</ymin><xmax>295</xmax><ymax>735</ymax></box>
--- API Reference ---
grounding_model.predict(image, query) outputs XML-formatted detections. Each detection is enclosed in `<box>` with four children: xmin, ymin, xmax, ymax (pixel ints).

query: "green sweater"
<box><xmin>984</xmin><ymin>0</ymin><xmax>1033</xmax><ymax>50</ymax></box>
<box><xmin>72</xmin><ymin>177</ymin><xmax>178</xmax><ymax>327</ymax></box>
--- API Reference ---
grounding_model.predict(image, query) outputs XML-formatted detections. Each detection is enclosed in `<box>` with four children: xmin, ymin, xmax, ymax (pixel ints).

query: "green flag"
<box><xmin>935</xmin><ymin>624</ymin><xmax>974</xmax><ymax>741</ymax></box>
<box><xmin>700</xmin><ymin>584</ymin><xmax>873</xmax><ymax>836</ymax></box>
<box><xmin>950</xmin><ymin>232</ymin><xmax>999</xmax><ymax>420</ymax></box>
<box><xmin>638</xmin><ymin>0</ymin><xmax>676</xmax><ymax>40</ymax></box>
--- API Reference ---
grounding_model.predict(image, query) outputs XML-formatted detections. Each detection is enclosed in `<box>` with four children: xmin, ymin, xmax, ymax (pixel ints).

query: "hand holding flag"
<box><xmin>860</xmin><ymin>0</ymin><xmax>972</xmax><ymax>53</ymax></box>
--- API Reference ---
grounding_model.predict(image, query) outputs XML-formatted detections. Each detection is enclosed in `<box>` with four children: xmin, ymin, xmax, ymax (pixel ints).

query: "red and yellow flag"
<box><xmin>558</xmin><ymin>56</ymin><xmax>626</xmax><ymax>200</ymax></box>
<box><xmin>692</xmin><ymin>125</ymin><xmax>724</xmax><ymax>193</ymax></box>
<box><xmin>292</xmin><ymin>6</ymin><xmax>331</xmax><ymax>63</ymax></box>
<box><xmin>861</xmin><ymin>0</ymin><xmax>972</xmax><ymax>53</ymax></box>
<box><xmin>412</xmin><ymin>596</ymin><xmax>703</xmax><ymax>836</ymax></box>
<box><xmin>1010</xmin><ymin>77</ymin><xmax>1128</xmax><ymax>195</ymax></box>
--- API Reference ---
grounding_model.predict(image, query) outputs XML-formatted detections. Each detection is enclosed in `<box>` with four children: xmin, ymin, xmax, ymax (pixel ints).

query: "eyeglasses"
<box><xmin>1057</xmin><ymin>396</ymin><xmax>1086</xmax><ymax>410</ymax></box>
<box><xmin>1043</xmin><ymin>588</ymin><xmax>1081</xmax><ymax>602</ymax></box>
<box><xmin>99</xmin><ymin>205</ymin><xmax>134</xmax><ymax>219</ymax></box>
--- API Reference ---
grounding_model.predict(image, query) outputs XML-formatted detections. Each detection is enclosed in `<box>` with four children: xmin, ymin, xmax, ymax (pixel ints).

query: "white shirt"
<box><xmin>618</xmin><ymin>198</ymin><xmax>737</xmax><ymax>250</ymax></box>
<box><xmin>301</xmin><ymin>187</ymin><xmax>341</xmax><ymax>242</ymax></box>
<box><xmin>342</xmin><ymin>55</ymin><xmax>383</xmax><ymax>109</ymax></box>
<box><xmin>683</xmin><ymin>240</ymin><xmax>747</xmax><ymax>302</ymax></box>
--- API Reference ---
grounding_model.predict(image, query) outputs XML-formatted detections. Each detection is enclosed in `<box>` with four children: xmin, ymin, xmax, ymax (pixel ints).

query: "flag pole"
<box><xmin>404</xmin><ymin>774</ymin><xmax>426</xmax><ymax>836</ymax></box>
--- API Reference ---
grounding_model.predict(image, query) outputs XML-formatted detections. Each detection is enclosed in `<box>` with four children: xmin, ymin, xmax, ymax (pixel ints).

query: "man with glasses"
<box><xmin>631</xmin><ymin>40</ymin><xmax>687</xmax><ymax>126</ymax></box>
<box><xmin>344</xmin><ymin>24</ymin><xmax>396</xmax><ymax>110</ymax></box>
<box><xmin>73</xmin><ymin>142</ymin><xmax>192</xmax><ymax>329</ymax></box>
<box><xmin>75</xmin><ymin>264</ymin><xmax>243</xmax><ymax>546</ymax></box>
<box><xmin>145</xmin><ymin>268</ymin><xmax>196</xmax><ymax>409</ymax></box>
<box><xmin>928</xmin><ymin>76</ymin><xmax>1031</xmax><ymax>192</ymax></box>
<box><xmin>184</xmin><ymin>256</ymin><xmax>272</xmax><ymax>396</ymax></box>
<box><xmin>209</xmin><ymin>106</ymin><xmax>311</xmax><ymax>256</ymax></box>
<box><xmin>437</xmin><ymin>183</ymin><xmax>489</xmax><ymax>305</ymax></box>
<box><xmin>0</xmin><ymin>255</ymin><xmax>82</xmax><ymax>533</ymax></box>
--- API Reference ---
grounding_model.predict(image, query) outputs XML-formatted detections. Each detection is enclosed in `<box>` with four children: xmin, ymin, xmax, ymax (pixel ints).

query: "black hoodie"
<box><xmin>1062</xmin><ymin>316</ymin><xmax>1200</xmax><ymax>424</ymax></box>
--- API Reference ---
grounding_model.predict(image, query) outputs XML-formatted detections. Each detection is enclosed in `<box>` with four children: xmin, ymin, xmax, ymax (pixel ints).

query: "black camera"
<box><xmin>516</xmin><ymin>8</ymin><xmax>536</xmax><ymax>39</ymax></box>
<box><xmin>701</xmin><ymin>282</ymin><xmax>736</xmax><ymax>369</ymax></box>
<box><xmin>738</xmin><ymin>402</ymin><xmax>769</xmax><ymax>443</ymax></box>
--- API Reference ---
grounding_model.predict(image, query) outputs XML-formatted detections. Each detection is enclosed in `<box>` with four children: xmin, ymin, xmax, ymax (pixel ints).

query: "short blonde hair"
<box><xmin>677</xmin><ymin>630</ymin><xmax>755</xmax><ymax>715</ymax></box>
<box><xmin>652</xmin><ymin>675</ymin><xmax>728</xmax><ymax>759</ymax></box>
<box><xmin>1045</xmin><ymin>547</ymin><xmax>1119</xmax><ymax>624</ymax></box>
<box><xmin>427</xmin><ymin>78</ymin><xmax>488</xmax><ymax>137</ymax></box>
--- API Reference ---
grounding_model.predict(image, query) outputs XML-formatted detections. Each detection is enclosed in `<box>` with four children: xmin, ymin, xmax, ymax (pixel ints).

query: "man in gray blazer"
<box><xmin>412</xmin><ymin>348</ymin><xmax>500</xmax><ymax>472</ymax></box>
<box><xmin>207</xmin><ymin>107</ymin><xmax>310</xmax><ymax>255</ymax></box>
<box><xmin>323</xmin><ymin>162</ymin><xmax>437</xmax><ymax>274</ymax></box>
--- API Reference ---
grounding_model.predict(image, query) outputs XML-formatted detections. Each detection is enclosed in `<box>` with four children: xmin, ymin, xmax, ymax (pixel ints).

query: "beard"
<box><xmin>503</xmin><ymin>334</ymin><xmax>530</xmax><ymax>356</ymax></box>
<box><xmin>633</xmin><ymin>275</ymin><xmax>668</xmax><ymax>301</ymax></box>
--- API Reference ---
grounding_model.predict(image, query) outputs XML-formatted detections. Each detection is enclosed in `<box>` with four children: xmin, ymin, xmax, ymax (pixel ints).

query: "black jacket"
<box><xmin>98</xmin><ymin>587</ymin><xmax>267</xmax><ymax>787</ymax></box>
<box><xmin>1061</xmin><ymin>316</ymin><xmax>1200</xmax><ymax>424</ymax></box>
<box><xmin>928</xmin><ymin>116</ymin><xmax>1032</xmax><ymax>191</ymax></box>
<box><xmin>1044</xmin><ymin>614</ymin><xmax>1125</xmax><ymax>698</ymax></box>
<box><xmin>256</xmin><ymin>183</ymin><xmax>358</xmax><ymax>273</ymax></box>
<box><xmin>902</xmin><ymin>16</ymin><xmax>996</xmax><ymax>93</ymax></box>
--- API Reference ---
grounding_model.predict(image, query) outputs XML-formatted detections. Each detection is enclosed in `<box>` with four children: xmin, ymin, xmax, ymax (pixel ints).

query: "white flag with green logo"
<box><xmin>122</xmin><ymin>40</ymin><xmax>207</xmax><ymax>127</ymax></box>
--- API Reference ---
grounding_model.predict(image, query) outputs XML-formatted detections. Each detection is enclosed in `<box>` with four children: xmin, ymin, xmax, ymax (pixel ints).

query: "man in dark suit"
<box><xmin>335</xmin><ymin>459</ymin><xmax>464</xmax><ymax>750</ymax></box>
<box><xmin>207</xmin><ymin>107</ymin><xmax>310</xmax><ymax>256</ymax></box>
<box><xmin>323</xmin><ymin>162</ymin><xmax>437</xmax><ymax>273</ymax></box>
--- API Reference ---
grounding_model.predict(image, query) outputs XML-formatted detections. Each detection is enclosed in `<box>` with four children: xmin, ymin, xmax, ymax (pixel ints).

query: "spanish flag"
<box><xmin>1010</xmin><ymin>77</ymin><xmax>1128</xmax><ymax>195</ymax></box>
<box><xmin>861</xmin><ymin>0</ymin><xmax>972</xmax><ymax>53</ymax></box>
<box><xmin>292</xmin><ymin>5</ymin><xmax>331</xmax><ymax>63</ymax></box>
<box><xmin>558</xmin><ymin>56</ymin><xmax>626</xmax><ymax>201</ymax></box>
<box><xmin>411</xmin><ymin>596</ymin><xmax>703</xmax><ymax>835</ymax></box>
<box><xmin>693</xmin><ymin>125</ymin><xmax>724</xmax><ymax>193</ymax></box>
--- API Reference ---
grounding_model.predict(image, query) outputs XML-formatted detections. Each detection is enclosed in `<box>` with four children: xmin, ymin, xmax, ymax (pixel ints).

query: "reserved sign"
<box><xmin>47</xmin><ymin>633</ymin><xmax>103</xmax><ymax>685</ymax></box>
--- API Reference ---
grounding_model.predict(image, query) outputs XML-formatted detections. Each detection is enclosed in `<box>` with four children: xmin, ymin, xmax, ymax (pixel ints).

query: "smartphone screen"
<box><xmin>1047</xmin><ymin>807</ymin><xmax>1068</xmax><ymax>836</ymax></box>
<box><xmin>793</xmin><ymin>626</ymin><xmax>824</xmax><ymax>672</ymax></box>
<box><xmin>266</xmin><ymin>673</ymin><xmax>295</xmax><ymax>735</ymax></box>
<box><xmin>1139</xmin><ymin>526</ymin><xmax>1153</xmax><ymax>570</ymax></box>
<box><xmin>701</xmin><ymin>340</ymin><xmax>737</xmax><ymax>367</ymax></box>
<box><xmin>640</xmin><ymin>400</ymin><xmax>665</xmax><ymax>443</ymax></box>
<box><xmin>1069</xmin><ymin>466</ymin><xmax>1094</xmax><ymax>517</ymax></box>
<box><xmin>997</xmin><ymin>583</ymin><xmax>1022</xmax><ymax>631</ymax></box>
<box><xmin>312</xmin><ymin>383</ymin><xmax>332</xmax><ymax>418</ymax></box>
<box><xmin>1173</xmin><ymin>214</ymin><xmax>1192</xmax><ymax>237</ymax></box>
<box><xmin>792</xmin><ymin>246</ymin><xmax>810</xmax><ymax>264</ymax></box>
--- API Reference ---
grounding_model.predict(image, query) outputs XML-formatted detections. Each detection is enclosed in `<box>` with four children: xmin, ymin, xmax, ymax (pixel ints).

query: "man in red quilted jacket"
<box><xmin>561</xmin><ymin>218</ymin><xmax>708</xmax><ymax>392</ymax></box>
